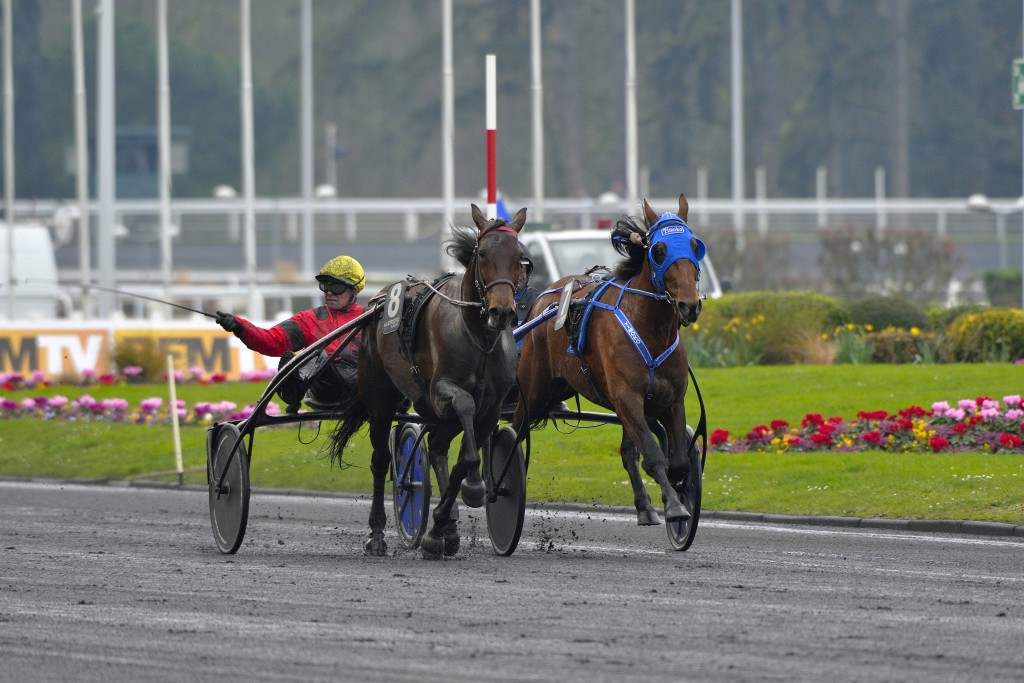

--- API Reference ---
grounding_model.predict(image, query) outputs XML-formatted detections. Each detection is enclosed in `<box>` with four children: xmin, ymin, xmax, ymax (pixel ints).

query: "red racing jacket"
<box><xmin>230</xmin><ymin>303</ymin><xmax>366</xmax><ymax>358</ymax></box>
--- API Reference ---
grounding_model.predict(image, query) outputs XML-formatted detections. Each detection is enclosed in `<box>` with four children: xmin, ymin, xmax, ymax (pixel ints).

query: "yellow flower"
<box><xmin>692</xmin><ymin>323</ymin><xmax>700</xmax><ymax>332</ymax></box>
<box><xmin>821</xmin><ymin>333</ymin><xmax>829</xmax><ymax>341</ymax></box>
<box><xmin>910</xmin><ymin>326</ymin><xmax>920</xmax><ymax>337</ymax></box>
<box><xmin>846</xmin><ymin>322</ymin><xmax>855</xmax><ymax>331</ymax></box>
<box><xmin>865</xmin><ymin>324</ymin><xmax>874</xmax><ymax>331</ymax></box>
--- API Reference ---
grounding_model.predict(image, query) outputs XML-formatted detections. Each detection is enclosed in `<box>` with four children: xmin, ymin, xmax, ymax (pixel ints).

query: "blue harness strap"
<box><xmin>573</xmin><ymin>276</ymin><xmax>679</xmax><ymax>401</ymax></box>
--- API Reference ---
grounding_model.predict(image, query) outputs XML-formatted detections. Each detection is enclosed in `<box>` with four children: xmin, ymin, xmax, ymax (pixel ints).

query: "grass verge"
<box><xmin>2</xmin><ymin>364</ymin><xmax>1022</xmax><ymax>524</ymax></box>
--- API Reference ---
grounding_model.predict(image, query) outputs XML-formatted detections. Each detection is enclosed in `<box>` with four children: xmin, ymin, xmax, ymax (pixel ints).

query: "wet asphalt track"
<box><xmin>1</xmin><ymin>479</ymin><xmax>1022</xmax><ymax>683</ymax></box>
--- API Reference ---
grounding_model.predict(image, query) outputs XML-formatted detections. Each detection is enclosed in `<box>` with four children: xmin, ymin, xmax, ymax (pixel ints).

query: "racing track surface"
<box><xmin>1</xmin><ymin>480</ymin><xmax>1022</xmax><ymax>683</ymax></box>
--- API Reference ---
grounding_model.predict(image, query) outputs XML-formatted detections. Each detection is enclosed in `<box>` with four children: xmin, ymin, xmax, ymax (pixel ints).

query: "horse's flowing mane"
<box><xmin>444</xmin><ymin>226</ymin><xmax>479</xmax><ymax>268</ymax></box>
<box><xmin>609</xmin><ymin>215</ymin><xmax>648</xmax><ymax>279</ymax></box>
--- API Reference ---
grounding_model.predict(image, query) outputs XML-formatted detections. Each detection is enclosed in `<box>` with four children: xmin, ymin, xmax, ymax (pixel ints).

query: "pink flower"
<box><xmin>958</xmin><ymin>399</ymin><xmax>977</xmax><ymax>412</ymax></box>
<box><xmin>931</xmin><ymin>401</ymin><xmax>950</xmax><ymax>413</ymax></box>
<box><xmin>1003</xmin><ymin>395</ymin><xmax>1021</xmax><ymax>408</ymax></box>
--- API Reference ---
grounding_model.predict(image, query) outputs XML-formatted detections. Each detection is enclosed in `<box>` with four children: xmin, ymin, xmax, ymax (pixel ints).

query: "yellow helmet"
<box><xmin>316</xmin><ymin>255</ymin><xmax>365</xmax><ymax>293</ymax></box>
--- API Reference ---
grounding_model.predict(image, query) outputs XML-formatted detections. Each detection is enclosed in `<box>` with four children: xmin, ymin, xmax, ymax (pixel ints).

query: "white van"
<box><xmin>520</xmin><ymin>229</ymin><xmax>727</xmax><ymax>298</ymax></box>
<box><xmin>0</xmin><ymin>224</ymin><xmax>72</xmax><ymax>320</ymax></box>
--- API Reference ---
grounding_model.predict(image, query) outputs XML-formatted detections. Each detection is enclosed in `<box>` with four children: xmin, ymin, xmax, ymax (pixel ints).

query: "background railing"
<box><xmin>8</xmin><ymin>195</ymin><xmax>1017</xmax><ymax>320</ymax></box>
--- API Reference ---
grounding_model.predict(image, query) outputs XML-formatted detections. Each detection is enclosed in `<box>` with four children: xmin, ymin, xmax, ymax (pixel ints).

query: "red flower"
<box><xmin>818</xmin><ymin>423</ymin><xmax>837</xmax><ymax>436</ymax></box>
<box><xmin>953</xmin><ymin>423</ymin><xmax>969</xmax><ymax>434</ymax></box>
<box><xmin>810</xmin><ymin>432</ymin><xmax>832</xmax><ymax>445</ymax></box>
<box><xmin>999</xmin><ymin>433</ymin><xmax>1022</xmax><ymax>449</ymax></box>
<box><xmin>746</xmin><ymin>425</ymin><xmax>772</xmax><ymax>441</ymax></box>
<box><xmin>710</xmin><ymin>429</ymin><xmax>730</xmax><ymax>446</ymax></box>
<box><xmin>802</xmin><ymin>413</ymin><xmax>824</xmax><ymax>428</ymax></box>
<box><xmin>857</xmin><ymin>410</ymin><xmax>888</xmax><ymax>421</ymax></box>
<box><xmin>770</xmin><ymin>419</ymin><xmax>789</xmax><ymax>433</ymax></box>
<box><xmin>98</xmin><ymin>374</ymin><xmax>116</xmax><ymax>385</ymax></box>
<box><xmin>899</xmin><ymin>405</ymin><xmax>926</xmax><ymax>419</ymax></box>
<box><xmin>929</xmin><ymin>436</ymin><xmax>949</xmax><ymax>452</ymax></box>
<box><xmin>210</xmin><ymin>373</ymin><xmax>228</xmax><ymax>383</ymax></box>
<box><xmin>861</xmin><ymin>430</ymin><xmax>882</xmax><ymax>444</ymax></box>
<box><xmin>785</xmin><ymin>436</ymin><xmax>802</xmax><ymax>446</ymax></box>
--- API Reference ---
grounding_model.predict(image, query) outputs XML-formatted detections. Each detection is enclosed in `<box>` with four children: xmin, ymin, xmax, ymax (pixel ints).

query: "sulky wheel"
<box><xmin>485</xmin><ymin>426</ymin><xmax>527</xmax><ymax>557</ymax></box>
<box><xmin>207</xmin><ymin>422</ymin><xmax>251</xmax><ymax>554</ymax></box>
<box><xmin>390</xmin><ymin>422</ymin><xmax>431</xmax><ymax>548</ymax></box>
<box><xmin>667</xmin><ymin>424</ymin><xmax>702</xmax><ymax>551</ymax></box>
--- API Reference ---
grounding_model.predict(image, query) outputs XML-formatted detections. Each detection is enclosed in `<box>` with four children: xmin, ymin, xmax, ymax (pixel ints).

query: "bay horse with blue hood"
<box><xmin>330</xmin><ymin>204</ymin><xmax>527</xmax><ymax>558</ymax></box>
<box><xmin>513</xmin><ymin>193</ymin><xmax>705</xmax><ymax>527</ymax></box>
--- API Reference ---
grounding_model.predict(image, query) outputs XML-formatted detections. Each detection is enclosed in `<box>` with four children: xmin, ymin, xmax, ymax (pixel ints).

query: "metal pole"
<box><xmin>530</xmin><ymin>0</ymin><xmax>544</xmax><ymax>222</ymax></box>
<box><xmin>624</xmin><ymin>0</ymin><xmax>638</xmax><ymax>212</ymax></box>
<box><xmin>300</xmin><ymin>0</ymin><xmax>314</xmax><ymax>276</ymax></box>
<box><xmin>72</xmin><ymin>0</ymin><xmax>91</xmax><ymax>318</ymax></box>
<box><xmin>998</xmin><ymin>211</ymin><xmax>1008</xmax><ymax>271</ymax></box>
<box><xmin>240</xmin><ymin>0</ymin><xmax>261</xmax><ymax>319</ymax></box>
<box><xmin>96</xmin><ymin>0</ymin><xmax>116</xmax><ymax>317</ymax></box>
<box><xmin>441</xmin><ymin>0</ymin><xmax>454</xmax><ymax>270</ymax></box>
<box><xmin>486</xmin><ymin>54</ymin><xmax>497</xmax><ymax>219</ymax></box>
<box><xmin>157</xmin><ymin>0</ymin><xmax>173</xmax><ymax>313</ymax></box>
<box><xmin>730</xmin><ymin>0</ymin><xmax>745</xmax><ymax>250</ymax></box>
<box><xmin>3</xmin><ymin>0</ymin><xmax>14</xmax><ymax>320</ymax></box>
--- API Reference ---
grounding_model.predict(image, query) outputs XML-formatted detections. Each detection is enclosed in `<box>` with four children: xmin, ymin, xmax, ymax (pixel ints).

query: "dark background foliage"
<box><xmin>9</xmin><ymin>0</ymin><xmax>1023</xmax><ymax>201</ymax></box>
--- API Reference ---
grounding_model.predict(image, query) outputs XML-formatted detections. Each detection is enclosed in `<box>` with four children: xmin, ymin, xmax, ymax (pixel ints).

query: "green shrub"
<box><xmin>927</xmin><ymin>303</ymin><xmax>986</xmax><ymax>331</ymax></box>
<box><xmin>866</xmin><ymin>328</ymin><xmax>941</xmax><ymax>364</ymax></box>
<box><xmin>110</xmin><ymin>337</ymin><xmax>165</xmax><ymax>381</ymax></box>
<box><xmin>942</xmin><ymin>308</ymin><xmax>1024</xmax><ymax>362</ymax></box>
<box><xmin>830</xmin><ymin>324</ymin><xmax>874</xmax><ymax>364</ymax></box>
<box><xmin>695</xmin><ymin>291</ymin><xmax>849</xmax><ymax>365</ymax></box>
<box><xmin>846</xmin><ymin>294</ymin><xmax>930</xmax><ymax>331</ymax></box>
<box><xmin>982</xmin><ymin>270</ymin><xmax>1022</xmax><ymax>308</ymax></box>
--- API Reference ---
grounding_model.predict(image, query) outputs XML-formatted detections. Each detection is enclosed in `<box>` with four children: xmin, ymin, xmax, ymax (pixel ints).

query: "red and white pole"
<box><xmin>486</xmin><ymin>54</ymin><xmax>497</xmax><ymax>219</ymax></box>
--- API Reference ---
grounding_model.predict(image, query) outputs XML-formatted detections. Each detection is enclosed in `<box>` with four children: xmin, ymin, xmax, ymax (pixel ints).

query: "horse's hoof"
<box><xmin>363</xmin><ymin>532</ymin><xmax>387</xmax><ymax>556</ymax></box>
<box><xmin>420</xmin><ymin>534</ymin><xmax>444</xmax><ymax>560</ymax></box>
<box><xmin>460</xmin><ymin>478</ymin><xmax>486</xmax><ymax>508</ymax></box>
<box><xmin>444</xmin><ymin>531</ymin><xmax>461</xmax><ymax>556</ymax></box>
<box><xmin>664</xmin><ymin>500</ymin><xmax>691</xmax><ymax>523</ymax></box>
<box><xmin>636</xmin><ymin>509</ymin><xmax>661</xmax><ymax>526</ymax></box>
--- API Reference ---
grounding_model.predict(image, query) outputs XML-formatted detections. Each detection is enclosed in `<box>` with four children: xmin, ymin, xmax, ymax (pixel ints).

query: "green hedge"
<box><xmin>693</xmin><ymin>291</ymin><xmax>849</xmax><ymax>365</ymax></box>
<box><xmin>942</xmin><ymin>308</ymin><xmax>1024</xmax><ymax>362</ymax></box>
<box><xmin>847</xmin><ymin>294</ymin><xmax>930</xmax><ymax>331</ymax></box>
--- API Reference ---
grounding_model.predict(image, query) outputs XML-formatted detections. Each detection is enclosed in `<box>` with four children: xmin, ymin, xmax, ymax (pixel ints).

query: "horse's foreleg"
<box><xmin>619</xmin><ymin>404</ymin><xmax>689</xmax><ymax>523</ymax></box>
<box><xmin>424</xmin><ymin>424</ymin><xmax>461</xmax><ymax>557</ymax></box>
<box><xmin>365</xmin><ymin>420</ymin><xmax>392</xmax><ymax>556</ymax></box>
<box><xmin>620</xmin><ymin>432</ymin><xmax>660</xmax><ymax>526</ymax></box>
<box><xmin>433</xmin><ymin>380</ymin><xmax>485</xmax><ymax>509</ymax></box>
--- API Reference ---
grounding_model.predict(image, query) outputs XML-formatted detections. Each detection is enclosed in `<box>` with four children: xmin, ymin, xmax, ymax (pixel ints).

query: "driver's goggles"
<box><xmin>319</xmin><ymin>281</ymin><xmax>353</xmax><ymax>295</ymax></box>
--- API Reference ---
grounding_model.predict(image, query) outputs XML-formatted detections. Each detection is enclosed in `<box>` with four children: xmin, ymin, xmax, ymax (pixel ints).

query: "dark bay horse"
<box><xmin>514</xmin><ymin>193</ymin><xmax>704</xmax><ymax>526</ymax></box>
<box><xmin>331</xmin><ymin>204</ymin><xmax>527</xmax><ymax>558</ymax></box>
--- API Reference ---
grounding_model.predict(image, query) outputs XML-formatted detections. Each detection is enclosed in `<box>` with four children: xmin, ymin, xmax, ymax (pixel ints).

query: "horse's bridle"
<box><xmin>472</xmin><ymin>222</ymin><xmax>522</xmax><ymax>307</ymax></box>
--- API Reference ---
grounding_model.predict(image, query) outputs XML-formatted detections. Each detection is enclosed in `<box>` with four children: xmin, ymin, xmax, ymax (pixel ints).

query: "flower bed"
<box><xmin>710</xmin><ymin>395</ymin><xmax>1024</xmax><ymax>453</ymax></box>
<box><xmin>0</xmin><ymin>368</ymin><xmax>281</xmax><ymax>425</ymax></box>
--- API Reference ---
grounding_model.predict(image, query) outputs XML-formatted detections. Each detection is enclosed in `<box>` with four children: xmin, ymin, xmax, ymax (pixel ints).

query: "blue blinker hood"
<box><xmin>647</xmin><ymin>212</ymin><xmax>706</xmax><ymax>292</ymax></box>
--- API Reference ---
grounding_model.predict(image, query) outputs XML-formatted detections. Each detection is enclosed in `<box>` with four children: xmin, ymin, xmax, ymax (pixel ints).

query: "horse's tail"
<box><xmin>327</xmin><ymin>389</ymin><xmax>369</xmax><ymax>468</ymax></box>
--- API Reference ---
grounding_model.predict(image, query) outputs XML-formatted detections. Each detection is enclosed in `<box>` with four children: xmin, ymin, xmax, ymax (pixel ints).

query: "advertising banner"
<box><xmin>0</xmin><ymin>323</ymin><xmax>274</xmax><ymax>380</ymax></box>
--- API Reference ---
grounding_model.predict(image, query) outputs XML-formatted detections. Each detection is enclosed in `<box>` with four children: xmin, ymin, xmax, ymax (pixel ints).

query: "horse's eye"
<box><xmin>652</xmin><ymin>242</ymin><xmax>667</xmax><ymax>265</ymax></box>
<box><xmin>478</xmin><ymin>249</ymin><xmax>488</xmax><ymax>261</ymax></box>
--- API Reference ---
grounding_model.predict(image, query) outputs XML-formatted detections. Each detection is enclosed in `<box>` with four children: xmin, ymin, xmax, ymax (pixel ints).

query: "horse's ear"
<box><xmin>510</xmin><ymin>207</ymin><xmax>527</xmax><ymax>233</ymax></box>
<box><xmin>642</xmin><ymin>199</ymin><xmax>658</xmax><ymax>227</ymax></box>
<box><xmin>470</xmin><ymin>203</ymin><xmax>487</xmax><ymax>230</ymax></box>
<box><xmin>678</xmin><ymin>193</ymin><xmax>689</xmax><ymax>222</ymax></box>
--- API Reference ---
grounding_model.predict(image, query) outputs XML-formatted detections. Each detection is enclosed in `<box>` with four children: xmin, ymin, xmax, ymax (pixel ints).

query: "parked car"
<box><xmin>520</xmin><ymin>229</ymin><xmax>727</xmax><ymax>298</ymax></box>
